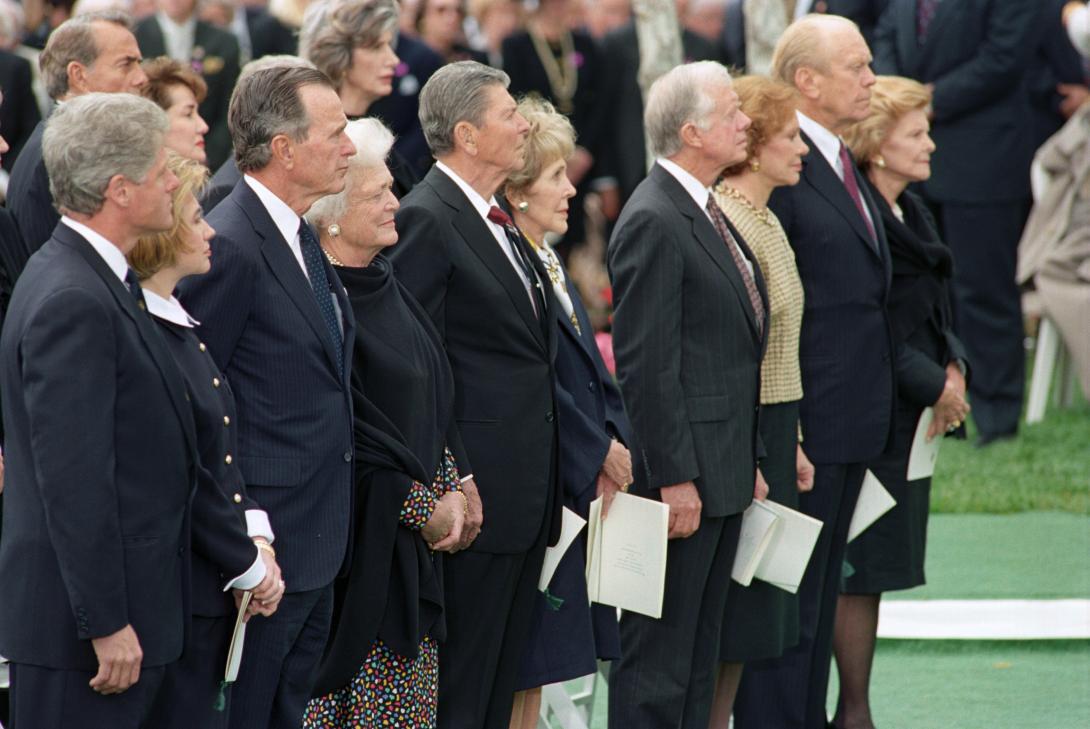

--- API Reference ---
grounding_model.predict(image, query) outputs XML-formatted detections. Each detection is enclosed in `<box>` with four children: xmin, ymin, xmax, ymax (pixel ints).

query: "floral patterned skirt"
<box><xmin>303</xmin><ymin>636</ymin><xmax>439</xmax><ymax>728</ymax></box>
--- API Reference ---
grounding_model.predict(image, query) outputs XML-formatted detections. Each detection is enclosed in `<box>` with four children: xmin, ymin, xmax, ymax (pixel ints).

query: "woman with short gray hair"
<box><xmin>299</xmin><ymin>0</ymin><xmax>401</xmax><ymax>118</ymax></box>
<box><xmin>303</xmin><ymin>116</ymin><xmax>467</xmax><ymax>728</ymax></box>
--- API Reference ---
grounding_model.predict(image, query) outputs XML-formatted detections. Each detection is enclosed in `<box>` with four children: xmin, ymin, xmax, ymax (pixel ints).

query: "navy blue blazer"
<box><xmin>873</xmin><ymin>0</ymin><xmax>1043</xmax><ymax>203</ymax></box>
<box><xmin>0</xmin><ymin>223</ymin><xmax>198</xmax><ymax>670</ymax></box>
<box><xmin>7</xmin><ymin>120</ymin><xmax>57</xmax><ymax>258</ymax></box>
<box><xmin>178</xmin><ymin>179</ymin><xmax>356</xmax><ymax>593</ymax></box>
<box><xmin>609</xmin><ymin>164</ymin><xmax>768</xmax><ymax>518</ymax></box>
<box><xmin>768</xmin><ymin>134</ymin><xmax>895</xmax><ymax>464</ymax></box>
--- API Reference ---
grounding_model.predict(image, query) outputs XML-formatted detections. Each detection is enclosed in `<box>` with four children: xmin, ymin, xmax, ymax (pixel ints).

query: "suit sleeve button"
<box><xmin>343</xmin><ymin>451</ymin><xmax>352</xmax><ymax>462</ymax></box>
<box><xmin>545</xmin><ymin>411</ymin><xmax>554</xmax><ymax>422</ymax></box>
<box><xmin>233</xmin><ymin>493</ymin><xmax>242</xmax><ymax>504</ymax></box>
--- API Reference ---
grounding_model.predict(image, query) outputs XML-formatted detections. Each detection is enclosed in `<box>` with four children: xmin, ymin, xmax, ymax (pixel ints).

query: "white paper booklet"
<box><xmin>539</xmin><ymin>506</ymin><xmax>588</xmax><ymax>591</ymax></box>
<box><xmin>848</xmin><ymin>470</ymin><xmax>897</xmax><ymax>542</ymax></box>
<box><xmin>753</xmin><ymin>500</ymin><xmax>823</xmax><ymax>594</ymax></box>
<box><xmin>731</xmin><ymin>500</ymin><xmax>781</xmax><ymax>586</ymax></box>
<box><xmin>907</xmin><ymin>406</ymin><xmax>941</xmax><ymax>481</ymax></box>
<box><xmin>224</xmin><ymin>591</ymin><xmax>252</xmax><ymax>683</ymax></box>
<box><xmin>585</xmin><ymin>492</ymin><xmax>670</xmax><ymax>619</ymax></box>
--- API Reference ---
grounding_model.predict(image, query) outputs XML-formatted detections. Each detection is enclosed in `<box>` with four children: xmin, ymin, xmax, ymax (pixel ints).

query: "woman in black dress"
<box><xmin>834</xmin><ymin>76</ymin><xmax>971</xmax><ymax>729</ymax></box>
<box><xmin>127</xmin><ymin>156</ymin><xmax>285</xmax><ymax>729</ymax></box>
<box><xmin>303</xmin><ymin>117</ymin><xmax>467</xmax><ymax>729</ymax></box>
<box><xmin>502</xmin><ymin>96</ymin><xmax>634</xmax><ymax>729</ymax></box>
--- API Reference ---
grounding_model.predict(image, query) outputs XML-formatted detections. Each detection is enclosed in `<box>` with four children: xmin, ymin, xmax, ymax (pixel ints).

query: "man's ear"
<box><xmin>67</xmin><ymin>61</ymin><xmax>89</xmax><ymax>95</ymax></box>
<box><xmin>453</xmin><ymin>120</ymin><xmax>479</xmax><ymax>157</ymax></box>
<box><xmin>794</xmin><ymin>67</ymin><xmax>821</xmax><ymax>101</ymax></box>
<box><xmin>269</xmin><ymin>134</ymin><xmax>294</xmax><ymax>169</ymax></box>
<box><xmin>103</xmin><ymin>173</ymin><xmax>130</xmax><ymax>209</ymax></box>
<box><xmin>679</xmin><ymin>120</ymin><xmax>703</xmax><ymax>150</ymax></box>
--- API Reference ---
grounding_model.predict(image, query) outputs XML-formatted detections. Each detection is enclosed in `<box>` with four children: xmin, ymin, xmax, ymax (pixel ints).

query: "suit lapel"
<box><xmin>232</xmin><ymin>183</ymin><xmax>344</xmax><ymax>376</ymax></box>
<box><xmin>918</xmin><ymin>0</ymin><xmax>963</xmax><ymax>64</ymax></box>
<box><xmin>652</xmin><ymin>166</ymin><xmax>762</xmax><ymax>341</ymax></box>
<box><xmin>427</xmin><ymin>168</ymin><xmax>547</xmax><ymax>351</ymax></box>
<box><xmin>57</xmin><ymin>226</ymin><xmax>197</xmax><ymax>457</ymax></box>
<box><xmin>800</xmin><ymin>133</ymin><xmax>882</xmax><ymax>260</ymax></box>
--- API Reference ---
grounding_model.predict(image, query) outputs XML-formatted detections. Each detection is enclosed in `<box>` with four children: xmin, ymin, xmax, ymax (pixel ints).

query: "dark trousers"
<box><xmin>933</xmin><ymin>200</ymin><xmax>1027</xmax><ymax>436</ymax></box>
<box><xmin>437</xmin><ymin>516</ymin><xmax>552</xmax><ymax>729</ymax></box>
<box><xmin>228</xmin><ymin>585</ymin><xmax>334</xmax><ymax>729</ymax></box>
<box><xmin>733</xmin><ymin>463</ymin><xmax>866</xmax><ymax>729</ymax></box>
<box><xmin>147</xmin><ymin>614</ymin><xmax>232</xmax><ymax>729</ymax></box>
<box><xmin>608</xmin><ymin>512</ymin><xmax>743</xmax><ymax>729</ymax></box>
<box><xmin>8</xmin><ymin>662</ymin><xmax>166</xmax><ymax>729</ymax></box>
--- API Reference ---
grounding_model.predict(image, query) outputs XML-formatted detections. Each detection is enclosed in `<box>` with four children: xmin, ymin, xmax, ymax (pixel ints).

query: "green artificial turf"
<box><xmin>930</xmin><ymin>403</ymin><xmax>1090</xmax><ymax>515</ymax></box>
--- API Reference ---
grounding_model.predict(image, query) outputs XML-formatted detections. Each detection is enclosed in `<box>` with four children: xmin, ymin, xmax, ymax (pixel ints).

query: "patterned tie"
<box><xmin>125</xmin><ymin>269</ymin><xmax>147</xmax><ymax>311</ymax></box>
<box><xmin>838</xmin><ymin>142</ymin><xmax>878</xmax><ymax>245</ymax></box>
<box><xmin>917</xmin><ymin>0</ymin><xmax>940</xmax><ymax>44</ymax></box>
<box><xmin>705</xmin><ymin>197</ymin><xmax>765</xmax><ymax>336</ymax></box>
<box><xmin>487</xmin><ymin>205</ymin><xmax>543</xmax><ymax>319</ymax></box>
<box><xmin>298</xmin><ymin>220</ymin><xmax>344</xmax><ymax>377</ymax></box>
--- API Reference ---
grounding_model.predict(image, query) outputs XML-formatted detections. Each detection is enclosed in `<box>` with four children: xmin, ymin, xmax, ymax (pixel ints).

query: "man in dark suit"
<box><xmin>606</xmin><ymin>61</ymin><xmax>768</xmax><ymax>729</ymax></box>
<box><xmin>873</xmin><ymin>0</ymin><xmax>1041</xmax><ymax>446</ymax></box>
<box><xmin>387</xmin><ymin>61</ymin><xmax>560</xmax><ymax>729</ymax></box>
<box><xmin>1029</xmin><ymin>0</ymin><xmax>1089</xmax><ymax>150</ymax></box>
<box><xmin>135</xmin><ymin>0</ymin><xmax>241</xmax><ymax>170</ymax></box>
<box><xmin>8</xmin><ymin>10</ymin><xmax>148</xmax><ymax>258</ymax></box>
<box><xmin>0</xmin><ymin>92</ymin><xmax>196</xmax><ymax>729</ymax></box>
<box><xmin>597</xmin><ymin>20</ymin><xmax>722</xmax><ymax>211</ymax></box>
<box><xmin>0</xmin><ymin>51</ymin><xmax>41</xmax><ymax>173</ymax></box>
<box><xmin>177</xmin><ymin>66</ymin><xmax>357</xmax><ymax>729</ymax></box>
<box><xmin>732</xmin><ymin>16</ymin><xmax>895</xmax><ymax>729</ymax></box>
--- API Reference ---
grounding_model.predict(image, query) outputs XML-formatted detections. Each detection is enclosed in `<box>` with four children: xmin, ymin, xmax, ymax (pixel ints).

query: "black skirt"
<box><xmin>843</xmin><ymin>402</ymin><xmax>931</xmax><ymax>594</ymax></box>
<box><xmin>720</xmin><ymin>400</ymin><xmax>801</xmax><ymax>662</ymax></box>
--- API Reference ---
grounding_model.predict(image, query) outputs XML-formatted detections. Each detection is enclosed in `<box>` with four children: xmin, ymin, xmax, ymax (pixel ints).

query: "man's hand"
<box><xmin>456</xmin><ymin>478</ymin><xmax>483</xmax><ymax>549</ymax></box>
<box><xmin>1058</xmin><ymin>83</ymin><xmax>1090</xmax><ymax>118</ymax></box>
<box><xmin>247</xmin><ymin>545</ymin><xmax>284</xmax><ymax>619</ymax></box>
<box><xmin>660</xmin><ymin>481</ymin><xmax>701</xmax><ymax>539</ymax></box>
<box><xmin>754</xmin><ymin>468</ymin><xmax>769</xmax><ymax>501</ymax></box>
<box><xmin>928</xmin><ymin>365</ymin><xmax>970</xmax><ymax>440</ymax></box>
<box><xmin>601</xmin><ymin>440</ymin><xmax>633</xmax><ymax>492</ymax></box>
<box><xmin>596</xmin><ymin>472</ymin><xmax>623</xmax><ymax>519</ymax></box>
<box><xmin>428</xmin><ymin>491</ymin><xmax>467</xmax><ymax>552</ymax></box>
<box><xmin>89</xmin><ymin>624</ymin><xmax>143</xmax><ymax>694</ymax></box>
<box><xmin>796</xmin><ymin>445</ymin><xmax>815</xmax><ymax>493</ymax></box>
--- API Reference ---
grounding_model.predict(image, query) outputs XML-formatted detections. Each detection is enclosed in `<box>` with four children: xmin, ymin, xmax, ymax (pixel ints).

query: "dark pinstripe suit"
<box><xmin>178</xmin><ymin>179</ymin><xmax>355</xmax><ymax>729</ymax></box>
<box><xmin>606</xmin><ymin>163</ymin><xmax>767</xmax><ymax>729</ymax></box>
<box><xmin>733</xmin><ymin>132</ymin><xmax>896</xmax><ymax>729</ymax></box>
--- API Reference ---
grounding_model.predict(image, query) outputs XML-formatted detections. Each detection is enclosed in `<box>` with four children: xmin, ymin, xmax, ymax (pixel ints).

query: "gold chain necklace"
<box><xmin>716</xmin><ymin>184</ymin><xmax>775</xmax><ymax>228</ymax></box>
<box><xmin>529</xmin><ymin>26</ymin><xmax>577</xmax><ymax>115</ymax></box>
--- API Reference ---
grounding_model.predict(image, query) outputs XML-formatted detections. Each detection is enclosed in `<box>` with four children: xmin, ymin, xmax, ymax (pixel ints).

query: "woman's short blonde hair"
<box><xmin>843</xmin><ymin>75</ymin><xmax>931</xmax><ymax>171</ymax></box>
<box><xmin>504</xmin><ymin>96</ymin><xmax>575</xmax><ymax>195</ymax></box>
<box><xmin>129</xmin><ymin>155</ymin><xmax>209</xmax><ymax>280</ymax></box>
<box><xmin>722</xmin><ymin>76</ymin><xmax>800</xmax><ymax>178</ymax></box>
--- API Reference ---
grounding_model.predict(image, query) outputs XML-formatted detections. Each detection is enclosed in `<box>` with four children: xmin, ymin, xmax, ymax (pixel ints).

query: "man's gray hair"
<box><xmin>39</xmin><ymin>10</ymin><xmax>133</xmax><ymax>101</ymax></box>
<box><xmin>299</xmin><ymin>0</ymin><xmax>400</xmax><ymax>89</ymax></box>
<box><xmin>309</xmin><ymin>117</ymin><xmax>395</xmax><ymax>228</ymax></box>
<box><xmin>644</xmin><ymin>61</ymin><xmax>733</xmax><ymax>158</ymax></box>
<box><xmin>418</xmin><ymin>60</ymin><xmax>509</xmax><ymax>157</ymax></box>
<box><xmin>229</xmin><ymin>65</ymin><xmax>335</xmax><ymax>173</ymax></box>
<box><xmin>42</xmin><ymin>92</ymin><xmax>167</xmax><ymax>215</ymax></box>
<box><xmin>237</xmin><ymin>54</ymin><xmax>317</xmax><ymax>84</ymax></box>
<box><xmin>772</xmin><ymin>14</ymin><xmax>859</xmax><ymax>86</ymax></box>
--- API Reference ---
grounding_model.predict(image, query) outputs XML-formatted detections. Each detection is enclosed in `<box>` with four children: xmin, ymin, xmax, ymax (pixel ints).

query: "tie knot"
<box><xmin>487</xmin><ymin>205</ymin><xmax>513</xmax><ymax>228</ymax></box>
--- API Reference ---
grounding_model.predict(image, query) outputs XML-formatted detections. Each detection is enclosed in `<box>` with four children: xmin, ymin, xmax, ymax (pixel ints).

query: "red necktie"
<box><xmin>487</xmin><ymin>205</ymin><xmax>541</xmax><ymax>318</ymax></box>
<box><xmin>917</xmin><ymin>0</ymin><xmax>939</xmax><ymax>44</ymax></box>
<box><xmin>838</xmin><ymin>142</ymin><xmax>877</xmax><ymax>245</ymax></box>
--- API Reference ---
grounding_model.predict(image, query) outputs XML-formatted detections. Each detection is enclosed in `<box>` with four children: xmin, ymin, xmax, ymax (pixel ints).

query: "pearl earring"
<box><xmin>874</xmin><ymin>156</ymin><xmax>887</xmax><ymax>169</ymax></box>
<box><xmin>517</xmin><ymin>201</ymin><xmax>529</xmax><ymax>213</ymax></box>
<box><xmin>328</xmin><ymin>223</ymin><xmax>341</xmax><ymax>237</ymax></box>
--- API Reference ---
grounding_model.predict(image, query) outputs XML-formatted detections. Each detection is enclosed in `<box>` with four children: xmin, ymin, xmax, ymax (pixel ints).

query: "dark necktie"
<box><xmin>298</xmin><ymin>220</ymin><xmax>344</xmax><ymax>377</ymax></box>
<box><xmin>917</xmin><ymin>0</ymin><xmax>940</xmax><ymax>44</ymax></box>
<box><xmin>487</xmin><ymin>205</ymin><xmax>543</xmax><ymax>319</ymax></box>
<box><xmin>705</xmin><ymin>197</ymin><xmax>765</xmax><ymax>337</ymax></box>
<box><xmin>838</xmin><ymin>142</ymin><xmax>878</xmax><ymax>245</ymax></box>
<box><xmin>125</xmin><ymin>269</ymin><xmax>147</xmax><ymax>311</ymax></box>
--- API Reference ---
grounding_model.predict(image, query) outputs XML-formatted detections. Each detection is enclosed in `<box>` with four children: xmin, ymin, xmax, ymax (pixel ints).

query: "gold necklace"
<box><xmin>529</xmin><ymin>25</ymin><xmax>577</xmax><ymax>115</ymax></box>
<box><xmin>717</xmin><ymin>184</ymin><xmax>775</xmax><ymax>228</ymax></box>
<box><xmin>525</xmin><ymin>234</ymin><xmax>581</xmax><ymax>334</ymax></box>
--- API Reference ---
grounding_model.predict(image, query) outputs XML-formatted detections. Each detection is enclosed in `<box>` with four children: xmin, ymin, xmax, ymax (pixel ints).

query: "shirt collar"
<box><xmin>656</xmin><ymin>157</ymin><xmax>710</xmax><ymax>212</ymax></box>
<box><xmin>244</xmin><ymin>175</ymin><xmax>302</xmax><ymax>247</ymax></box>
<box><xmin>143</xmin><ymin>288</ymin><xmax>200</xmax><ymax>328</ymax></box>
<box><xmin>797</xmin><ymin>110</ymin><xmax>844</xmax><ymax>179</ymax></box>
<box><xmin>435</xmin><ymin>160</ymin><xmax>502</xmax><ymax>222</ymax></box>
<box><xmin>60</xmin><ymin>216</ymin><xmax>129</xmax><ymax>283</ymax></box>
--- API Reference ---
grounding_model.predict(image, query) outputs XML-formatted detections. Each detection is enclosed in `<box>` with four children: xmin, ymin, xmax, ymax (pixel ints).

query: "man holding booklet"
<box><xmin>606</xmin><ymin>61</ymin><xmax>769</xmax><ymax>729</ymax></box>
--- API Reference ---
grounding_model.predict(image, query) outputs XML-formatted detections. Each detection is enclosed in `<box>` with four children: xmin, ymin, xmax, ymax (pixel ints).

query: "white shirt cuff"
<box><xmin>245</xmin><ymin>509</ymin><xmax>274</xmax><ymax>543</ymax></box>
<box><xmin>459</xmin><ymin>473</ymin><xmax>474</xmax><ymax>484</ymax></box>
<box><xmin>223</xmin><ymin>548</ymin><xmax>267</xmax><ymax>591</ymax></box>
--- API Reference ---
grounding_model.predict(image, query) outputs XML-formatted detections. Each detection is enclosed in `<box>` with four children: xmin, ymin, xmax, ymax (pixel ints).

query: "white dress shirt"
<box><xmin>797</xmin><ymin>111</ymin><xmax>876</xmax><ymax>231</ymax></box>
<box><xmin>434</xmin><ymin>161</ymin><xmax>538</xmax><ymax>304</ymax></box>
<box><xmin>143</xmin><ymin>288</ymin><xmax>271</xmax><ymax>591</ymax></box>
<box><xmin>1068</xmin><ymin>5</ymin><xmax>1090</xmax><ymax>57</ymax></box>
<box><xmin>61</xmin><ymin>216</ymin><xmax>128</xmax><ymax>282</ymax></box>
<box><xmin>656</xmin><ymin>158</ymin><xmax>753</xmax><ymax>276</ymax></box>
<box><xmin>157</xmin><ymin>11</ymin><xmax>197</xmax><ymax>62</ymax></box>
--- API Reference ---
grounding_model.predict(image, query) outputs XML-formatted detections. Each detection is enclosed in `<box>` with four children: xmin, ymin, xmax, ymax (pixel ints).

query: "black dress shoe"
<box><xmin>974</xmin><ymin>431</ymin><xmax>1017</xmax><ymax>448</ymax></box>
